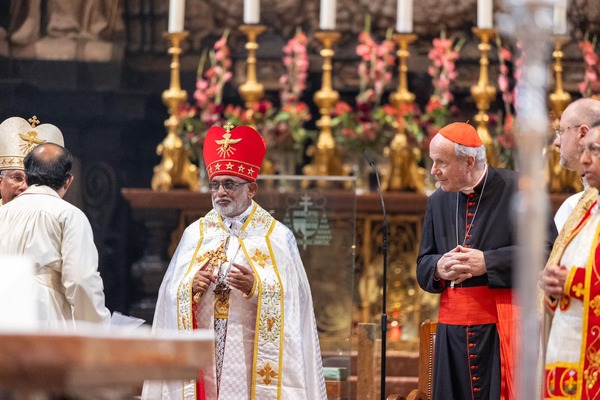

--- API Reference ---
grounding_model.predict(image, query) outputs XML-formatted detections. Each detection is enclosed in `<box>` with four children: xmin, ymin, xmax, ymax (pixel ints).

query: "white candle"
<box><xmin>244</xmin><ymin>0</ymin><xmax>260</xmax><ymax>24</ymax></box>
<box><xmin>319</xmin><ymin>0</ymin><xmax>337</xmax><ymax>30</ymax></box>
<box><xmin>396</xmin><ymin>0</ymin><xmax>413</xmax><ymax>33</ymax></box>
<box><xmin>553</xmin><ymin>0</ymin><xmax>567</xmax><ymax>35</ymax></box>
<box><xmin>477</xmin><ymin>0</ymin><xmax>493</xmax><ymax>29</ymax></box>
<box><xmin>168</xmin><ymin>0</ymin><xmax>186</xmax><ymax>33</ymax></box>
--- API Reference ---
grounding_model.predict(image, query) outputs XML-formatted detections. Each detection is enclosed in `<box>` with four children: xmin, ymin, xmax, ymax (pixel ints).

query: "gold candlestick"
<box><xmin>303</xmin><ymin>31</ymin><xmax>345</xmax><ymax>186</ymax></box>
<box><xmin>470</xmin><ymin>28</ymin><xmax>498</xmax><ymax>167</ymax></box>
<box><xmin>152</xmin><ymin>31</ymin><xmax>199</xmax><ymax>192</ymax></box>
<box><xmin>549</xmin><ymin>36</ymin><xmax>572</xmax><ymax>118</ymax></box>
<box><xmin>239</xmin><ymin>24</ymin><xmax>267</xmax><ymax>121</ymax></box>
<box><xmin>384</xmin><ymin>33</ymin><xmax>425</xmax><ymax>193</ymax></box>
<box><xmin>547</xmin><ymin>35</ymin><xmax>581</xmax><ymax>193</ymax></box>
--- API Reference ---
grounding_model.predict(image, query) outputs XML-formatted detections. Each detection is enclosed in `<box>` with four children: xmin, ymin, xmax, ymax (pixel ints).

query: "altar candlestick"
<box><xmin>168</xmin><ymin>0</ymin><xmax>186</xmax><ymax>33</ymax></box>
<box><xmin>320</xmin><ymin>0</ymin><xmax>337</xmax><ymax>30</ymax></box>
<box><xmin>477</xmin><ymin>0</ymin><xmax>493</xmax><ymax>29</ymax></box>
<box><xmin>244</xmin><ymin>0</ymin><xmax>260</xmax><ymax>24</ymax></box>
<box><xmin>396</xmin><ymin>0</ymin><xmax>413</xmax><ymax>33</ymax></box>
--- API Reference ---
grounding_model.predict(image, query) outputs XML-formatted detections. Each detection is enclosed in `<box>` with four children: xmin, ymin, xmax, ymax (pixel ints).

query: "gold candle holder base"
<box><xmin>303</xmin><ymin>31</ymin><xmax>346</xmax><ymax>187</ymax></box>
<box><xmin>470</xmin><ymin>27</ymin><xmax>498</xmax><ymax>167</ymax></box>
<box><xmin>384</xmin><ymin>33</ymin><xmax>425</xmax><ymax>193</ymax></box>
<box><xmin>152</xmin><ymin>31</ymin><xmax>199</xmax><ymax>192</ymax></box>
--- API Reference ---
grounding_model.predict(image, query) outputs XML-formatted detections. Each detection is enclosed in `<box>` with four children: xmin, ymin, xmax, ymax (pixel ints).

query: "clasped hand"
<box><xmin>539</xmin><ymin>265</ymin><xmax>567</xmax><ymax>298</ymax></box>
<box><xmin>192</xmin><ymin>261</ymin><xmax>255</xmax><ymax>296</ymax></box>
<box><xmin>435</xmin><ymin>245</ymin><xmax>486</xmax><ymax>285</ymax></box>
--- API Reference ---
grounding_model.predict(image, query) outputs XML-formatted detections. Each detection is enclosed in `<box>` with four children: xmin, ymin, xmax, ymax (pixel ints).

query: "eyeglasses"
<box><xmin>581</xmin><ymin>143</ymin><xmax>600</xmax><ymax>158</ymax></box>
<box><xmin>208</xmin><ymin>180</ymin><xmax>251</xmax><ymax>192</ymax></box>
<box><xmin>555</xmin><ymin>124</ymin><xmax>583</xmax><ymax>139</ymax></box>
<box><xmin>0</xmin><ymin>171</ymin><xmax>26</xmax><ymax>184</ymax></box>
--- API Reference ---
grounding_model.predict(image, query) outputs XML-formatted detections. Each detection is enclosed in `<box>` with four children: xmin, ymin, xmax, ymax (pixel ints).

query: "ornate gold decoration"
<box><xmin>239</xmin><ymin>24</ymin><xmax>267</xmax><ymax>121</ymax></box>
<box><xmin>251</xmin><ymin>248</ymin><xmax>269</xmax><ymax>267</ymax></box>
<box><xmin>151</xmin><ymin>31</ymin><xmax>199</xmax><ymax>192</ymax></box>
<box><xmin>471</xmin><ymin>28</ymin><xmax>498</xmax><ymax>167</ymax></box>
<box><xmin>549</xmin><ymin>36</ymin><xmax>572</xmax><ymax>119</ymax></box>
<box><xmin>384</xmin><ymin>33</ymin><xmax>425</xmax><ymax>193</ymax></box>
<box><xmin>257</xmin><ymin>363</ymin><xmax>277</xmax><ymax>385</ymax></box>
<box><xmin>547</xmin><ymin>36</ymin><xmax>582</xmax><ymax>193</ymax></box>
<box><xmin>28</xmin><ymin>116</ymin><xmax>40</xmax><ymax>128</ymax></box>
<box><xmin>303</xmin><ymin>31</ymin><xmax>345</xmax><ymax>187</ymax></box>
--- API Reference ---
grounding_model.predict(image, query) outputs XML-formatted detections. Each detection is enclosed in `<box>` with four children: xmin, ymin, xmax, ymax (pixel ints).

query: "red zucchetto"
<box><xmin>437</xmin><ymin>122</ymin><xmax>483</xmax><ymax>147</ymax></box>
<box><xmin>203</xmin><ymin>124</ymin><xmax>266</xmax><ymax>182</ymax></box>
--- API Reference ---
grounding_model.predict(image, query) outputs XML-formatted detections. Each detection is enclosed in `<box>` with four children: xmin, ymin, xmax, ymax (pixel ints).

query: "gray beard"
<box><xmin>212</xmin><ymin>197</ymin><xmax>249</xmax><ymax>218</ymax></box>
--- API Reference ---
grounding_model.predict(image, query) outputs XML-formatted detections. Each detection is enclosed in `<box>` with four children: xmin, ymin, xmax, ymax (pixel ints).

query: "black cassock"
<box><xmin>417</xmin><ymin>167</ymin><xmax>557</xmax><ymax>400</ymax></box>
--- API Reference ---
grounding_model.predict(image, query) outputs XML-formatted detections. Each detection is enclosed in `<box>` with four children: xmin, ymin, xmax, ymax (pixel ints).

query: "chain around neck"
<box><xmin>455</xmin><ymin>171</ymin><xmax>488</xmax><ymax>247</ymax></box>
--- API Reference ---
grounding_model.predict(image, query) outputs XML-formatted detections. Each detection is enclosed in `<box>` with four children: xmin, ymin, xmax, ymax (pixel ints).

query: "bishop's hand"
<box><xmin>192</xmin><ymin>260</ymin><xmax>217</xmax><ymax>297</ymax></box>
<box><xmin>227</xmin><ymin>263</ymin><xmax>255</xmax><ymax>295</ymax></box>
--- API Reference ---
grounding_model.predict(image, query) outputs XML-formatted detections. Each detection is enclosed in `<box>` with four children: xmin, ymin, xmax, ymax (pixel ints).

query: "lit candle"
<box><xmin>553</xmin><ymin>0</ymin><xmax>567</xmax><ymax>35</ymax></box>
<box><xmin>319</xmin><ymin>0</ymin><xmax>337</xmax><ymax>30</ymax></box>
<box><xmin>396</xmin><ymin>0</ymin><xmax>413</xmax><ymax>33</ymax></box>
<box><xmin>244</xmin><ymin>0</ymin><xmax>260</xmax><ymax>24</ymax></box>
<box><xmin>477</xmin><ymin>0</ymin><xmax>493</xmax><ymax>29</ymax></box>
<box><xmin>168</xmin><ymin>0</ymin><xmax>186</xmax><ymax>33</ymax></box>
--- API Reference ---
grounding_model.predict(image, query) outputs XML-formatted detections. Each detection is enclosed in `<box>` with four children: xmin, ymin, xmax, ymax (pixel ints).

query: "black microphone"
<box><xmin>364</xmin><ymin>150</ymin><xmax>388</xmax><ymax>400</ymax></box>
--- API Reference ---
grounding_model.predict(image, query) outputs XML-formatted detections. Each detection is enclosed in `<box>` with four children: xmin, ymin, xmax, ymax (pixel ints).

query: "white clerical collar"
<box><xmin>460</xmin><ymin>164</ymin><xmax>488</xmax><ymax>195</ymax></box>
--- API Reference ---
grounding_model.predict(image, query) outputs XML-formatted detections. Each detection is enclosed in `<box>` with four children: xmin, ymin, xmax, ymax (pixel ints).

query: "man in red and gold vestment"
<box><xmin>142</xmin><ymin>125</ymin><xmax>326</xmax><ymax>400</ymax></box>
<box><xmin>542</xmin><ymin>120</ymin><xmax>600</xmax><ymax>399</ymax></box>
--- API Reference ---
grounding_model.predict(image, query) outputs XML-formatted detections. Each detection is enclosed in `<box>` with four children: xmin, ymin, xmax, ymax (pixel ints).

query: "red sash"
<box><xmin>439</xmin><ymin>286</ymin><xmax>517</xmax><ymax>400</ymax></box>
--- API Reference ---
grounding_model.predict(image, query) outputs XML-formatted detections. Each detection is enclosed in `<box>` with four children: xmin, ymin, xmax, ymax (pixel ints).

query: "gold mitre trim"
<box><xmin>0</xmin><ymin>116</ymin><xmax>64</xmax><ymax>170</ymax></box>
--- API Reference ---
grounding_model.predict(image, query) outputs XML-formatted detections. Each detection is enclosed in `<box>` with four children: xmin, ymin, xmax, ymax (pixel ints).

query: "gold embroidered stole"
<box><xmin>579</xmin><ymin>221</ymin><xmax>600</xmax><ymax>399</ymax></box>
<box><xmin>548</xmin><ymin>188</ymin><xmax>599</xmax><ymax>267</ymax></box>
<box><xmin>239</xmin><ymin>206</ymin><xmax>284</xmax><ymax>400</ymax></box>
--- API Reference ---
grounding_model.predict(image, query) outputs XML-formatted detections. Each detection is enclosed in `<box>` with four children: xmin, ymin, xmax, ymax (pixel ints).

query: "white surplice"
<box><xmin>142</xmin><ymin>201</ymin><xmax>326</xmax><ymax>400</ymax></box>
<box><xmin>0</xmin><ymin>185</ymin><xmax>110</xmax><ymax>329</ymax></box>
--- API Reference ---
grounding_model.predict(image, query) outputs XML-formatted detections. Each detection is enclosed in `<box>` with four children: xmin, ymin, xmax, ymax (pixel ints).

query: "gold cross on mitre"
<box><xmin>223</xmin><ymin>122</ymin><xmax>234</xmax><ymax>133</ymax></box>
<box><xmin>28</xmin><ymin>116</ymin><xmax>40</xmax><ymax>128</ymax></box>
<box><xmin>19</xmin><ymin>116</ymin><xmax>45</xmax><ymax>154</ymax></box>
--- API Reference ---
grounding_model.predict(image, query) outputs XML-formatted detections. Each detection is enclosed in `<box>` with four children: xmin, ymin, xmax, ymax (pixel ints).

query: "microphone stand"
<box><xmin>364</xmin><ymin>151</ymin><xmax>388</xmax><ymax>400</ymax></box>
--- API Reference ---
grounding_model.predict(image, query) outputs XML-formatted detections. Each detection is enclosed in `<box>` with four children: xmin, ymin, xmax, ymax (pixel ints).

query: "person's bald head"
<box><xmin>556</xmin><ymin>98</ymin><xmax>600</xmax><ymax>173</ymax></box>
<box><xmin>24</xmin><ymin>143</ymin><xmax>73</xmax><ymax>191</ymax></box>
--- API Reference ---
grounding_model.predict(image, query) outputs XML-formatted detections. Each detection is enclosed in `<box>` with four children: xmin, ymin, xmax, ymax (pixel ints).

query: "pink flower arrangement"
<box><xmin>271</xmin><ymin>29</ymin><xmax>316</xmax><ymax>152</ymax></box>
<box><xmin>418</xmin><ymin>32</ymin><xmax>464</xmax><ymax>149</ymax></box>
<box><xmin>578</xmin><ymin>36</ymin><xmax>600</xmax><ymax>98</ymax></box>
<box><xmin>177</xmin><ymin>31</ymin><xmax>232</xmax><ymax>156</ymax></box>
<box><xmin>331</xmin><ymin>17</ymin><xmax>397</xmax><ymax>155</ymax></box>
<box><xmin>493</xmin><ymin>36</ymin><xmax>522</xmax><ymax>169</ymax></box>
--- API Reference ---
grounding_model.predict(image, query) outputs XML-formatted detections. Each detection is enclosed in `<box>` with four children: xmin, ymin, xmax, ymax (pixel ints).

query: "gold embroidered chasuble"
<box><xmin>142</xmin><ymin>201</ymin><xmax>326</xmax><ymax>400</ymax></box>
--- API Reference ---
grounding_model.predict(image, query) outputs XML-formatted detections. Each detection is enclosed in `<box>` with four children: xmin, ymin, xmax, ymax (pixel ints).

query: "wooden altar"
<box><xmin>122</xmin><ymin>187</ymin><xmax>569</xmax><ymax>351</ymax></box>
<box><xmin>0</xmin><ymin>329</ymin><xmax>213</xmax><ymax>399</ymax></box>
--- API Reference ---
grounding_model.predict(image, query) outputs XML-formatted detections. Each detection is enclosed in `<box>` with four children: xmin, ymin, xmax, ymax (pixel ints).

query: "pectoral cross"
<box><xmin>213</xmin><ymin>283</ymin><xmax>231</xmax><ymax>319</ymax></box>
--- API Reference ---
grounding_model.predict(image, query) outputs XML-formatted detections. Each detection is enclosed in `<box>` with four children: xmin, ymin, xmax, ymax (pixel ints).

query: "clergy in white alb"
<box><xmin>142</xmin><ymin>124</ymin><xmax>326</xmax><ymax>400</ymax></box>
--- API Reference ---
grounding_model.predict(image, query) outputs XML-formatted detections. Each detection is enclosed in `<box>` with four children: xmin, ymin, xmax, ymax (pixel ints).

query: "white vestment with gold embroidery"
<box><xmin>545</xmin><ymin>206</ymin><xmax>600</xmax><ymax>398</ymax></box>
<box><xmin>142</xmin><ymin>201</ymin><xmax>326</xmax><ymax>400</ymax></box>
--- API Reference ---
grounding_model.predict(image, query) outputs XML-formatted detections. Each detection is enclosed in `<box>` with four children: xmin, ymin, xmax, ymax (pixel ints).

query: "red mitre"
<box><xmin>203</xmin><ymin>124</ymin><xmax>266</xmax><ymax>182</ymax></box>
<box><xmin>438</xmin><ymin>122</ymin><xmax>482</xmax><ymax>147</ymax></box>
